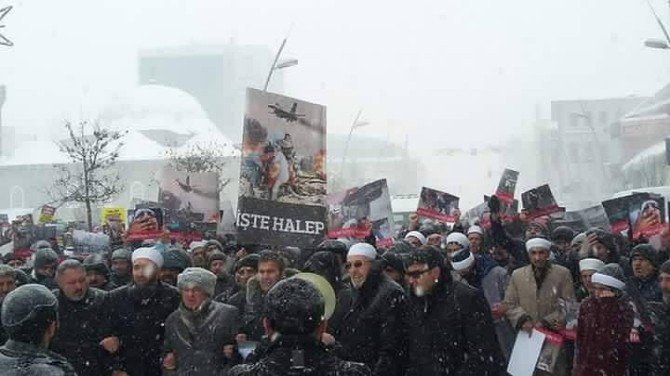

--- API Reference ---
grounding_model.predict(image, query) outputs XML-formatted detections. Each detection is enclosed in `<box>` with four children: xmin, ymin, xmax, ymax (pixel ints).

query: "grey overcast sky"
<box><xmin>2</xmin><ymin>0</ymin><xmax>670</xmax><ymax>150</ymax></box>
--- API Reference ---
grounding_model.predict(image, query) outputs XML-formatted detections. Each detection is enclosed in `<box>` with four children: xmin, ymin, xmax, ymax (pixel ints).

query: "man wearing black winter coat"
<box><xmin>402</xmin><ymin>246</ymin><xmax>505</xmax><ymax>376</ymax></box>
<box><xmin>107</xmin><ymin>247</ymin><xmax>180</xmax><ymax>376</ymax></box>
<box><xmin>327</xmin><ymin>242</ymin><xmax>406</xmax><ymax>376</ymax></box>
<box><xmin>51</xmin><ymin>260</ymin><xmax>119</xmax><ymax>376</ymax></box>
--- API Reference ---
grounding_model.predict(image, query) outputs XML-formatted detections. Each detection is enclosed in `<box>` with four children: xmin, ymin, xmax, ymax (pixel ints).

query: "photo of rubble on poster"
<box><xmin>160</xmin><ymin>167</ymin><xmax>220</xmax><ymax>234</ymax></box>
<box><xmin>237</xmin><ymin>88</ymin><xmax>327</xmax><ymax>248</ymax></box>
<box><xmin>327</xmin><ymin>179</ymin><xmax>394</xmax><ymax>247</ymax></box>
<box><xmin>416</xmin><ymin>187</ymin><xmax>459</xmax><ymax>223</ymax></box>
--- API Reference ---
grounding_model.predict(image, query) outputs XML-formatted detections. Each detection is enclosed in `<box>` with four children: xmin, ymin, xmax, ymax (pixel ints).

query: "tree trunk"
<box><xmin>85</xmin><ymin>198</ymin><xmax>92</xmax><ymax>232</ymax></box>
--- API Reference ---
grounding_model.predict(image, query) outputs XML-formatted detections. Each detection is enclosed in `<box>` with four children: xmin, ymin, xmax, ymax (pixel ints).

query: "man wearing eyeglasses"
<box><xmin>327</xmin><ymin>242</ymin><xmax>405</xmax><ymax>376</ymax></box>
<box><xmin>403</xmin><ymin>246</ymin><xmax>504</xmax><ymax>375</ymax></box>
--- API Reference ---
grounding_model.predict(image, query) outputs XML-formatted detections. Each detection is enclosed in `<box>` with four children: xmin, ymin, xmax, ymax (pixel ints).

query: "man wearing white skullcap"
<box><xmin>404</xmin><ymin>231</ymin><xmax>426</xmax><ymax>248</ymax></box>
<box><xmin>107</xmin><ymin>246</ymin><xmax>180</xmax><ymax>375</ymax></box>
<box><xmin>445</xmin><ymin>232</ymin><xmax>470</xmax><ymax>260</ymax></box>
<box><xmin>503</xmin><ymin>236</ymin><xmax>575</xmax><ymax>374</ymax></box>
<box><xmin>467</xmin><ymin>225</ymin><xmax>485</xmax><ymax>254</ymax></box>
<box><xmin>326</xmin><ymin>242</ymin><xmax>405</xmax><ymax>374</ymax></box>
<box><xmin>578</xmin><ymin>258</ymin><xmax>605</xmax><ymax>300</ymax></box>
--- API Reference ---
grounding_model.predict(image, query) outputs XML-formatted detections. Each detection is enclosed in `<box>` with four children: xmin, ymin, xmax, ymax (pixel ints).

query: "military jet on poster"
<box><xmin>268</xmin><ymin>102</ymin><xmax>305</xmax><ymax>123</ymax></box>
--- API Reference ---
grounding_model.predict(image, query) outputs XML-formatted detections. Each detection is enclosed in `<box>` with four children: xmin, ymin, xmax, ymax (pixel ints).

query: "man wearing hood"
<box><xmin>327</xmin><ymin>242</ymin><xmax>405</xmax><ymax>376</ymax></box>
<box><xmin>208</xmin><ymin>251</ymin><xmax>236</xmax><ymax>298</ymax></box>
<box><xmin>109</xmin><ymin>248</ymin><xmax>132</xmax><ymax>288</ymax></box>
<box><xmin>163</xmin><ymin>267</ymin><xmax>241</xmax><ymax>375</ymax></box>
<box><xmin>83</xmin><ymin>253</ymin><xmax>115</xmax><ymax>291</ymax></box>
<box><xmin>108</xmin><ymin>247</ymin><xmax>180</xmax><ymax>376</ymax></box>
<box><xmin>504</xmin><ymin>237</ymin><xmax>575</xmax><ymax>376</ymax></box>
<box><xmin>629</xmin><ymin>244</ymin><xmax>662</xmax><ymax>302</ymax></box>
<box><xmin>27</xmin><ymin>248</ymin><xmax>59</xmax><ymax>289</ymax></box>
<box><xmin>51</xmin><ymin>260</ymin><xmax>119</xmax><ymax>376</ymax></box>
<box><xmin>243</xmin><ymin>250</ymin><xmax>286</xmax><ymax>341</ymax></box>
<box><xmin>215</xmin><ymin>254</ymin><xmax>260</xmax><ymax>313</ymax></box>
<box><xmin>0</xmin><ymin>284</ymin><xmax>76</xmax><ymax>375</ymax></box>
<box><xmin>229</xmin><ymin>278</ymin><xmax>371</xmax><ymax>376</ymax></box>
<box><xmin>403</xmin><ymin>246</ymin><xmax>504</xmax><ymax>375</ymax></box>
<box><xmin>450</xmin><ymin>247</ymin><xmax>514</xmax><ymax>360</ymax></box>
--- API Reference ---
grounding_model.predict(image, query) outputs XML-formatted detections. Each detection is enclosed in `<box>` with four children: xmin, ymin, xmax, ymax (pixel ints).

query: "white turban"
<box><xmin>579</xmin><ymin>258</ymin><xmax>605</xmax><ymax>273</ymax></box>
<box><xmin>404</xmin><ymin>231</ymin><xmax>427</xmax><ymax>245</ymax></box>
<box><xmin>525</xmin><ymin>237</ymin><xmax>552</xmax><ymax>252</ymax></box>
<box><xmin>347</xmin><ymin>243</ymin><xmax>377</xmax><ymax>260</ymax></box>
<box><xmin>132</xmin><ymin>247</ymin><xmax>164</xmax><ymax>268</ymax></box>
<box><xmin>446</xmin><ymin>232</ymin><xmax>469</xmax><ymax>249</ymax></box>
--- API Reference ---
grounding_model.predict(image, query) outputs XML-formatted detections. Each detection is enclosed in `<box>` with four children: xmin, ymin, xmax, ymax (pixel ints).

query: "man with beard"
<box><xmin>163</xmin><ymin>267</ymin><xmax>241</xmax><ymax>375</ymax></box>
<box><xmin>83</xmin><ymin>253</ymin><xmax>115</xmax><ymax>291</ymax></box>
<box><xmin>189</xmin><ymin>241</ymin><xmax>208</xmax><ymax>268</ymax></box>
<box><xmin>467</xmin><ymin>225</ymin><xmax>485</xmax><ymax>254</ymax></box>
<box><xmin>108</xmin><ymin>247</ymin><xmax>180</xmax><ymax>376</ymax></box>
<box><xmin>215</xmin><ymin>254</ymin><xmax>260</xmax><ymax>312</ymax></box>
<box><xmin>0</xmin><ymin>284</ymin><xmax>76</xmax><ymax>375</ymax></box>
<box><xmin>109</xmin><ymin>248</ymin><xmax>132</xmax><ymax>288</ymax></box>
<box><xmin>327</xmin><ymin>242</ymin><xmax>405</xmax><ymax>376</ymax></box>
<box><xmin>450</xmin><ymin>248</ymin><xmax>514</xmax><ymax>360</ymax></box>
<box><xmin>504</xmin><ymin>237</ymin><xmax>575</xmax><ymax>376</ymax></box>
<box><xmin>51</xmin><ymin>260</ymin><xmax>119</xmax><ymax>376</ymax></box>
<box><xmin>229</xmin><ymin>278</ymin><xmax>371</xmax><ymax>376</ymax></box>
<box><xmin>0</xmin><ymin>265</ymin><xmax>17</xmax><ymax>344</ymax></box>
<box><xmin>243</xmin><ymin>250</ymin><xmax>285</xmax><ymax>341</ymax></box>
<box><xmin>629</xmin><ymin>244</ymin><xmax>662</xmax><ymax>302</ymax></box>
<box><xmin>403</xmin><ymin>246</ymin><xmax>504</xmax><ymax>375</ymax></box>
<box><xmin>27</xmin><ymin>248</ymin><xmax>59</xmax><ymax>289</ymax></box>
<box><xmin>652</xmin><ymin>260</ymin><xmax>670</xmax><ymax>374</ymax></box>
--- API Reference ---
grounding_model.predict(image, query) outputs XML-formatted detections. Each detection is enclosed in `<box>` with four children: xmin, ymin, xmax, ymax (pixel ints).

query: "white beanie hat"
<box><xmin>591</xmin><ymin>263</ymin><xmax>626</xmax><ymax>291</ymax></box>
<box><xmin>132</xmin><ymin>247</ymin><xmax>164</xmax><ymax>268</ymax></box>
<box><xmin>189</xmin><ymin>241</ymin><xmax>206</xmax><ymax>252</ymax></box>
<box><xmin>177</xmin><ymin>267</ymin><xmax>217</xmax><ymax>297</ymax></box>
<box><xmin>404</xmin><ymin>231</ymin><xmax>427</xmax><ymax>245</ymax></box>
<box><xmin>525</xmin><ymin>237</ymin><xmax>552</xmax><ymax>252</ymax></box>
<box><xmin>467</xmin><ymin>225</ymin><xmax>484</xmax><ymax>236</ymax></box>
<box><xmin>347</xmin><ymin>243</ymin><xmax>377</xmax><ymax>260</ymax></box>
<box><xmin>446</xmin><ymin>232</ymin><xmax>469</xmax><ymax>249</ymax></box>
<box><xmin>579</xmin><ymin>258</ymin><xmax>605</xmax><ymax>273</ymax></box>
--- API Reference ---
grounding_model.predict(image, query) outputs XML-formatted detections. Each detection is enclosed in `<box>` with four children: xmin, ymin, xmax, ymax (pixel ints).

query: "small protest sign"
<box><xmin>416</xmin><ymin>187</ymin><xmax>459</xmax><ymax>223</ymax></box>
<box><xmin>495</xmin><ymin>168</ymin><xmax>519</xmax><ymax>205</ymax></box>
<box><xmin>521</xmin><ymin>184</ymin><xmax>560</xmax><ymax>220</ymax></box>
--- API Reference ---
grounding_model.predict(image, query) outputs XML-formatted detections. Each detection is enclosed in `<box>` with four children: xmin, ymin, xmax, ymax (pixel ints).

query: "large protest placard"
<box><xmin>160</xmin><ymin>167</ymin><xmax>220</xmax><ymax>234</ymax></box>
<box><xmin>602</xmin><ymin>195</ymin><xmax>638</xmax><ymax>234</ymax></box>
<box><xmin>38</xmin><ymin>205</ymin><xmax>56</xmax><ymax>224</ymax></box>
<box><xmin>100</xmin><ymin>207</ymin><xmax>126</xmax><ymax>245</ymax></box>
<box><xmin>126</xmin><ymin>206</ymin><xmax>164</xmax><ymax>241</ymax></box>
<box><xmin>628</xmin><ymin>193</ymin><xmax>666</xmax><ymax>240</ymax></box>
<box><xmin>237</xmin><ymin>88</ymin><xmax>327</xmax><ymax>248</ymax></box>
<box><xmin>522</xmin><ymin>184</ymin><xmax>561</xmax><ymax>220</ymax></box>
<box><xmin>496</xmin><ymin>168</ymin><xmax>519</xmax><ymax>205</ymax></box>
<box><xmin>550</xmin><ymin>204</ymin><xmax>610</xmax><ymax>233</ymax></box>
<box><xmin>327</xmin><ymin>179</ymin><xmax>394</xmax><ymax>247</ymax></box>
<box><xmin>416</xmin><ymin>187</ymin><xmax>459</xmax><ymax>223</ymax></box>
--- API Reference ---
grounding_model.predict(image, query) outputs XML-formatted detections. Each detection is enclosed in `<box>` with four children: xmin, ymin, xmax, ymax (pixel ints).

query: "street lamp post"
<box><xmin>263</xmin><ymin>37</ymin><xmax>298</xmax><ymax>92</ymax></box>
<box><xmin>337</xmin><ymin>110</ymin><xmax>369</xmax><ymax>190</ymax></box>
<box><xmin>644</xmin><ymin>0</ymin><xmax>670</xmax><ymax>49</ymax></box>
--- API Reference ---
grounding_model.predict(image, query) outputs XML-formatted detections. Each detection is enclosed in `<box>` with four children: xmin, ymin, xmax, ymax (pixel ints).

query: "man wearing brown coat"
<box><xmin>504</xmin><ymin>236</ymin><xmax>575</xmax><ymax>375</ymax></box>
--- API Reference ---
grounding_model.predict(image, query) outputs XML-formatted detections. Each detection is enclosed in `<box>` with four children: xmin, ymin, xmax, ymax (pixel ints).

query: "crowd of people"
<box><xmin>0</xmin><ymin>195</ymin><xmax>668</xmax><ymax>375</ymax></box>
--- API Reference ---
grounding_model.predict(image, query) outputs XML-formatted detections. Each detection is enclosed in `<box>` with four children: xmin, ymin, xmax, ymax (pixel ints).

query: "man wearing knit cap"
<box><xmin>327</xmin><ymin>242</ymin><xmax>405</xmax><ymax>376</ymax></box>
<box><xmin>163</xmin><ymin>267</ymin><xmax>241</xmax><ymax>375</ymax></box>
<box><xmin>629</xmin><ymin>244</ymin><xmax>662</xmax><ymax>302</ymax></box>
<box><xmin>207</xmin><ymin>250</ymin><xmax>235</xmax><ymax>297</ymax></box>
<box><xmin>215</xmin><ymin>254</ymin><xmax>260</xmax><ymax>313</ymax></box>
<box><xmin>189</xmin><ymin>241</ymin><xmax>208</xmax><ymax>268</ymax></box>
<box><xmin>504</xmin><ymin>236</ymin><xmax>575</xmax><ymax>375</ymax></box>
<box><xmin>574</xmin><ymin>263</ymin><xmax>634</xmax><ymax>376</ymax></box>
<box><xmin>404</xmin><ymin>231</ymin><xmax>426</xmax><ymax>248</ymax></box>
<box><xmin>160</xmin><ymin>248</ymin><xmax>192</xmax><ymax>286</ymax></box>
<box><xmin>577</xmin><ymin>258</ymin><xmax>605</xmax><ymax>301</ymax></box>
<box><xmin>107</xmin><ymin>247</ymin><xmax>180</xmax><ymax>376</ymax></box>
<box><xmin>28</xmin><ymin>248</ymin><xmax>59</xmax><ymax>289</ymax></box>
<box><xmin>110</xmin><ymin>248</ymin><xmax>132</xmax><ymax>288</ymax></box>
<box><xmin>402</xmin><ymin>246</ymin><xmax>505</xmax><ymax>375</ymax></box>
<box><xmin>445</xmin><ymin>232</ymin><xmax>469</xmax><ymax>259</ymax></box>
<box><xmin>0</xmin><ymin>265</ymin><xmax>17</xmax><ymax>344</ymax></box>
<box><xmin>467</xmin><ymin>225</ymin><xmax>485</xmax><ymax>254</ymax></box>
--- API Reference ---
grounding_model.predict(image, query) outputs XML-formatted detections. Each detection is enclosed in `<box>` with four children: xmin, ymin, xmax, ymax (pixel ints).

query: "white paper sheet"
<box><xmin>507</xmin><ymin>329</ymin><xmax>546</xmax><ymax>376</ymax></box>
